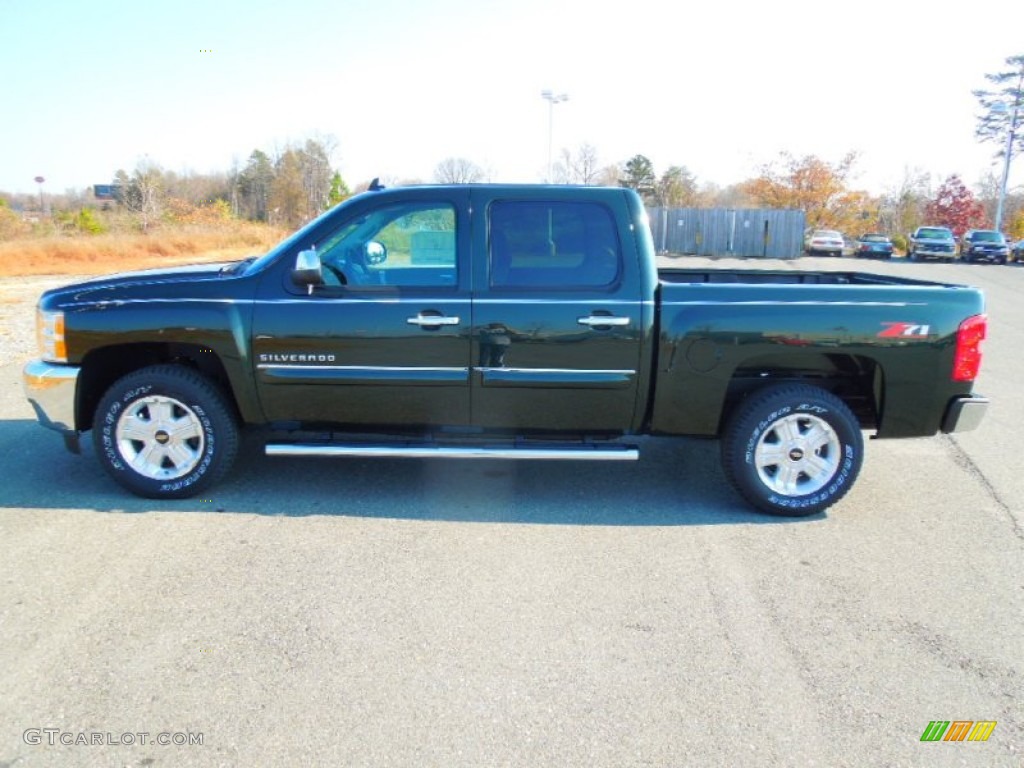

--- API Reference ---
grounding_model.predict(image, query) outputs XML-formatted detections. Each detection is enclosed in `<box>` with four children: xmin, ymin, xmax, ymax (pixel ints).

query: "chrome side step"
<box><xmin>265</xmin><ymin>442</ymin><xmax>639</xmax><ymax>461</ymax></box>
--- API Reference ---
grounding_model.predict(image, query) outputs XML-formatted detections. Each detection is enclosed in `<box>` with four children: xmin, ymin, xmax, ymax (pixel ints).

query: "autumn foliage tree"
<box><xmin>923</xmin><ymin>175</ymin><xmax>987</xmax><ymax>236</ymax></box>
<box><xmin>655</xmin><ymin>166</ymin><xmax>699</xmax><ymax>207</ymax></box>
<box><xmin>741</xmin><ymin>152</ymin><xmax>873</xmax><ymax>233</ymax></box>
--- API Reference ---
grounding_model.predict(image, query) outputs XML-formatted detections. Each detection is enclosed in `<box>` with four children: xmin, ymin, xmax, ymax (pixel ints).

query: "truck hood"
<box><xmin>41</xmin><ymin>260</ymin><xmax>248</xmax><ymax>307</ymax></box>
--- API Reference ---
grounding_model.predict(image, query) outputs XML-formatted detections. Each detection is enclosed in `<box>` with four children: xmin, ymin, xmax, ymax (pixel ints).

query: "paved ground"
<box><xmin>0</xmin><ymin>256</ymin><xmax>1021</xmax><ymax>767</ymax></box>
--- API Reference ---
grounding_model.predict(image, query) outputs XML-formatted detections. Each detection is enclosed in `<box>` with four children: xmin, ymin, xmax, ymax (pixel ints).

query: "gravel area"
<box><xmin>0</xmin><ymin>276</ymin><xmax>78</xmax><ymax>363</ymax></box>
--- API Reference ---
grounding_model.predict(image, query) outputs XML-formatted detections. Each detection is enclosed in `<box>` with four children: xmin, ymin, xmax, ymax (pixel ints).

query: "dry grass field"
<box><xmin>0</xmin><ymin>222</ymin><xmax>288</xmax><ymax>277</ymax></box>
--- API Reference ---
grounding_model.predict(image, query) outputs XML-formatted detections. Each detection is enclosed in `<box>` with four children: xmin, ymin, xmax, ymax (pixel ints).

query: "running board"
<box><xmin>265</xmin><ymin>442</ymin><xmax>639</xmax><ymax>461</ymax></box>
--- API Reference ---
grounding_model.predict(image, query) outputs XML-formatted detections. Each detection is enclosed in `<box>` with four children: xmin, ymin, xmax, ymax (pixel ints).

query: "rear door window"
<box><xmin>488</xmin><ymin>201</ymin><xmax>620</xmax><ymax>289</ymax></box>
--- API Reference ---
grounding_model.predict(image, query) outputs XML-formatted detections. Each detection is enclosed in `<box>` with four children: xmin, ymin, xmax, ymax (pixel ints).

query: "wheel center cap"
<box><xmin>155</xmin><ymin>430</ymin><xmax>170</xmax><ymax>445</ymax></box>
<box><xmin>788</xmin><ymin>447</ymin><xmax>805</xmax><ymax>461</ymax></box>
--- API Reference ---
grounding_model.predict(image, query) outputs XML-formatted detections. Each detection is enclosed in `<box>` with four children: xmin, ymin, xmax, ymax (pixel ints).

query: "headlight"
<box><xmin>36</xmin><ymin>309</ymin><xmax>67</xmax><ymax>362</ymax></box>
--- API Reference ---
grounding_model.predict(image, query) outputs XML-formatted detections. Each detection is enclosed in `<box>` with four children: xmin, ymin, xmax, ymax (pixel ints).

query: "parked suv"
<box><xmin>907</xmin><ymin>226</ymin><xmax>957</xmax><ymax>262</ymax></box>
<box><xmin>959</xmin><ymin>230</ymin><xmax>1009</xmax><ymax>264</ymax></box>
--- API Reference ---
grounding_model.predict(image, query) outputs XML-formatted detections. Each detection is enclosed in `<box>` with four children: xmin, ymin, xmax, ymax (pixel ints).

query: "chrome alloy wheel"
<box><xmin>115</xmin><ymin>395</ymin><xmax>205</xmax><ymax>480</ymax></box>
<box><xmin>754</xmin><ymin>413</ymin><xmax>841</xmax><ymax>496</ymax></box>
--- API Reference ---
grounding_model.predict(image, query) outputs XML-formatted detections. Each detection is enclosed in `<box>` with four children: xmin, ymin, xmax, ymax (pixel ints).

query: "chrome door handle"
<box><xmin>577</xmin><ymin>315</ymin><xmax>630</xmax><ymax>327</ymax></box>
<box><xmin>407</xmin><ymin>313</ymin><xmax>460</xmax><ymax>327</ymax></box>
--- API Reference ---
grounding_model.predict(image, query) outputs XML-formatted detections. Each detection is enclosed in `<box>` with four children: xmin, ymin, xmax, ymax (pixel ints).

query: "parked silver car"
<box><xmin>804</xmin><ymin>229</ymin><xmax>844</xmax><ymax>256</ymax></box>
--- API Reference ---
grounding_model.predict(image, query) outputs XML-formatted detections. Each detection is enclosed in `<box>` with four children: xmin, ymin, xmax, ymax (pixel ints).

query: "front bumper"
<box><xmin>964</xmin><ymin>250</ymin><xmax>1007</xmax><ymax>262</ymax></box>
<box><xmin>941</xmin><ymin>394</ymin><xmax>989</xmax><ymax>433</ymax></box>
<box><xmin>23</xmin><ymin>359</ymin><xmax>80</xmax><ymax>435</ymax></box>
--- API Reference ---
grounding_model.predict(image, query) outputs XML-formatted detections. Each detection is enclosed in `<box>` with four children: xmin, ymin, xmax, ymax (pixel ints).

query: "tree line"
<box><xmin>2</xmin><ymin>46</ymin><xmax>1022</xmax><ymax>246</ymax></box>
<box><xmin>2</xmin><ymin>142</ymin><xmax>1020</xmax><ymax>244</ymax></box>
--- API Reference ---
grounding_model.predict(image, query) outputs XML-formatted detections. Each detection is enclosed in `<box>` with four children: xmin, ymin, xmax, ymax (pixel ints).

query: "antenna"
<box><xmin>369</xmin><ymin>177</ymin><xmax>385</xmax><ymax>191</ymax></box>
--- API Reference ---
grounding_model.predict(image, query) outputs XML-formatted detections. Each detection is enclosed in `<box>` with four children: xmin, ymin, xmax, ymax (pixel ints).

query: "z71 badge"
<box><xmin>877</xmin><ymin>322</ymin><xmax>931</xmax><ymax>338</ymax></box>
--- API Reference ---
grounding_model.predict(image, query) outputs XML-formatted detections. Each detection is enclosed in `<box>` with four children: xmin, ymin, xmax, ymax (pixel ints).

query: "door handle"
<box><xmin>577</xmin><ymin>315</ymin><xmax>630</xmax><ymax>327</ymax></box>
<box><xmin>407</xmin><ymin>313</ymin><xmax>460</xmax><ymax>327</ymax></box>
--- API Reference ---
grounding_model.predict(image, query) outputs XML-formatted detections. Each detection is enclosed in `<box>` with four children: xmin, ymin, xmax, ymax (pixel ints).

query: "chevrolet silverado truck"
<box><xmin>23</xmin><ymin>185</ymin><xmax>990</xmax><ymax>516</ymax></box>
<box><xmin>907</xmin><ymin>226</ymin><xmax>958</xmax><ymax>262</ymax></box>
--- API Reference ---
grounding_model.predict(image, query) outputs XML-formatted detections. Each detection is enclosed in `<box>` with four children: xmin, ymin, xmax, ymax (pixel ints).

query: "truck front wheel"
<box><xmin>721</xmin><ymin>384</ymin><xmax>863</xmax><ymax>516</ymax></box>
<box><xmin>93</xmin><ymin>365</ymin><xmax>239</xmax><ymax>499</ymax></box>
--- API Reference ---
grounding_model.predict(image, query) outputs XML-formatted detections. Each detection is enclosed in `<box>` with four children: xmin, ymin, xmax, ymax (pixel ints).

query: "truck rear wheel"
<box><xmin>93</xmin><ymin>365</ymin><xmax>239</xmax><ymax>499</ymax></box>
<box><xmin>721</xmin><ymin>384</ymin><xmax>863</xmax><ymax>516</ymax></box>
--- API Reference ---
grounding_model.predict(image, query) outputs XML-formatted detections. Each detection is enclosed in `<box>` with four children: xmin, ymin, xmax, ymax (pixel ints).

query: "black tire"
<box><xmin>92</xmin><ymin>365</ymin><xmax>239</xmax><ymax>499</ymax></box>
<box><xmin>721</xmin><ymin>384</ymin><xmax>863</xmax><ymax>516</ymax></box>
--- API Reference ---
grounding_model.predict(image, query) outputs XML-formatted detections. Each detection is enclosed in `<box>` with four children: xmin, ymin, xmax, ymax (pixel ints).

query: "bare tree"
<box><xmin>878</xmin><ymin>166</ymin><xmax>931</xmax><ymax>236</ymax></box>
<box><xmin>300</xmin><ymin>138</ymin><xmax>333</xmax><ymax>219</ymax></box>
<box><xmin>114</xmin><ymin>160</ymin><xmax>165</xmax><ymax>233</ymax></box>
<box><xmin>596</xmin><ymin>164</ymin><xmax>622</xmax><ymax>187</ymax></box>
<box><xmin>434</xmin><ymin>157</ymin><xmax>484</xmax><ymax>184</ymax></box>
<box><xmin>554</xmin><ymin>143</ymin><xmax>602</xmax><ymax>185</ymax></box>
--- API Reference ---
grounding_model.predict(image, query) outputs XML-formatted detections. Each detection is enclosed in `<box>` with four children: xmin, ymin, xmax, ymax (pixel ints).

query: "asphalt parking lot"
<box><xmin>1</xmin><ymin>255</ymin><xmax>1022</xmax><ymax>767</ymax></box>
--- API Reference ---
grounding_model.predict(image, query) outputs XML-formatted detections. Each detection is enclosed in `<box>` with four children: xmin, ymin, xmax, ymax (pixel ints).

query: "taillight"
<box><xmin>953</xmin><ymin>314</ymin><xmax>986</xmax><ymax>382</ymax></box>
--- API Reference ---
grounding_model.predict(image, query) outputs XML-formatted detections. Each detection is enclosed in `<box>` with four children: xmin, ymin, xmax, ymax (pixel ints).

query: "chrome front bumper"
<box><xmin>23</xmin><ymin>359</ymin><xmax>80</xmax><ymax>435</ymax></box>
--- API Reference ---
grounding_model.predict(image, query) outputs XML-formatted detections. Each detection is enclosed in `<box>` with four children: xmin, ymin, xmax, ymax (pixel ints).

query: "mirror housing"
<box><xmin>291</xmin><ymin>248</ymin><xmax>322</xmax><ymax>289</ymax></box>
<box><xmin>365</xmin><ymin>241</ymin><xmax>387</xmax><ymax>265</ymax></box>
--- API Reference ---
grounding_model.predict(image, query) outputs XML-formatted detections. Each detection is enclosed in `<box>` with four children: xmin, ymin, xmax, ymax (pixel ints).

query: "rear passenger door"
<box><xmin>470</xmin><ymin>192</ymin><xmax>643</xmax><ymax>432</ymax></box>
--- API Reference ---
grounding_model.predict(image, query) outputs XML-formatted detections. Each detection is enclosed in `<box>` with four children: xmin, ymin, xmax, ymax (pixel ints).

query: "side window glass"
<box><xmin>318</xmin><ymin>202</ymin><xmax>456</xmax><ymax>288</ymax></box>
<box><xmin>489</xmin><ymin>201</ymin><xmax>620</xmax><ymax>289</ymax></box>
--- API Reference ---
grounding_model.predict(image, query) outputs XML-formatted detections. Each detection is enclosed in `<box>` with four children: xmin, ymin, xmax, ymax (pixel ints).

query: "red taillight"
<box><xmin>953</xmin><ymin>314</ymin><xmax>986</xmax><ymax>382</ymax></box>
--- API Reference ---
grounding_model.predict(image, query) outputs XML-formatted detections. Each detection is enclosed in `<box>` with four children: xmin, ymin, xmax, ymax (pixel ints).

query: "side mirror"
<box><xmin>365</xmin><ymin>241</ymin><xmax>387</xmax><ymax>265</ymax></box>
<box><xmin>292</xmin><ymin>248</ymin><xmax>323</xmax><ymax>291</ymax></box>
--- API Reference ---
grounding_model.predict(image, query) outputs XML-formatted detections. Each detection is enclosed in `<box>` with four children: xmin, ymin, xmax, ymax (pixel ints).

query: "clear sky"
<box><xmin>1</xmin><ymin>0</ymin><xmax>1021</xmax><ymax>197</ymax></box>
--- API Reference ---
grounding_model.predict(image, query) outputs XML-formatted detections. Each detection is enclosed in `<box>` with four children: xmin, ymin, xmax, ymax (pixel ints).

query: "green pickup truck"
<box><xmin>23</xmin><ymin>184</ymin><xmax>989</xmax><ymax>515</ymax></box>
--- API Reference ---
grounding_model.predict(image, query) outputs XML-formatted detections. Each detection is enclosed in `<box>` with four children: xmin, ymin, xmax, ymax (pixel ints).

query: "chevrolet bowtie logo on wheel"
<box><xmin>920</xmin><ymin>720</ymin><xmax>997</xmax><ymax>742</ymax></box>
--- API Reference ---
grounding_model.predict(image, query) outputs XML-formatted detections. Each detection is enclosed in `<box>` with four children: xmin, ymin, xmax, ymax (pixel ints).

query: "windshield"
<box><xmin>243</xmin><ymin>217</ymin><xmax>325</xmax><ymax>275</ymax></box>
<box><xmin>970</xmin><ymin>231</ymin><xmax>1005</xmax><ymax>243</ymax></box>
<box><xmin>812</xmin><ymin>230</ymin><xmax>841</xmax><ymax>239</ymax></box>
<box><xmin>860</xmin><ymin>234</ymin><xmax>889</xmax><ymax>242</ymax></box>
<box><xmin>241</xmin><ymin>192</ymin><xmax>374</xmax><ymax>275</ymax></box>
<box><xmin>917</xmin><ymin>228</ymin><xmax>953</xmax><ymax>240</ymax></box>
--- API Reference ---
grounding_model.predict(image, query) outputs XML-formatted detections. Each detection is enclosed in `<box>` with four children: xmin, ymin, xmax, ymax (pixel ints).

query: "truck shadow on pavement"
<box><xmin>0</xmin><ymin>420</ymin><xmax>820</xmax><ymax>526</ymax></box>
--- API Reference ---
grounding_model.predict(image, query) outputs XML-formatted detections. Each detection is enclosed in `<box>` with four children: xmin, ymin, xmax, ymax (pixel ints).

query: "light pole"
<box><xmin>34</xmin><ymin>176</ymin><xmax>45</xmax><ymax>217</ymax></box>
<box><xmin>541</xmin><ymin>89</ymin><xmax>568</xmax><ymax>183</ymax></box>
<box><xmin>993</xmin><ymin>97</ymin><xmax>1021</xmax><ymax>233</ymax></box>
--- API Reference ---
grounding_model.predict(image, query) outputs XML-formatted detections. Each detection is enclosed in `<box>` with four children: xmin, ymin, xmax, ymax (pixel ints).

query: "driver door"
<box><xmin>252</xmin><ymin>190</ymin><xmax>472</xmax><ymax>428</ymax></box>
